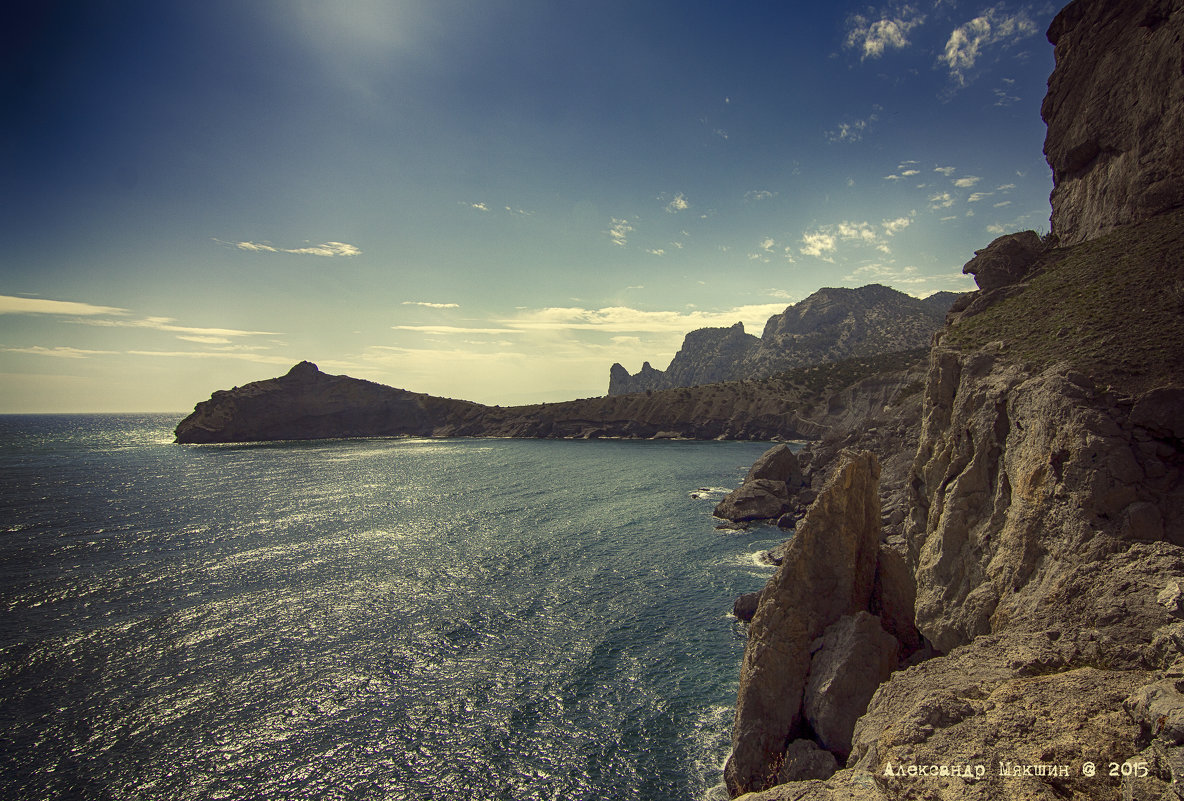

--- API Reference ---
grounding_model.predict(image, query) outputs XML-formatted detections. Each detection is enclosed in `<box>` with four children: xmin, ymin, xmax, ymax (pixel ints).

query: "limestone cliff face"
<box><xmin>726</xmin><ymin>1</ymin><xmax>1184</xmax><ymax>797</ymax></box>
<box><xmin>607</xmin><ymin>285</ymin><xmax>955</xmax><ymax>395</ymax></box>
<box><xmin>1043</xmin><ymin>0</ymin><xmax>1184</xmax><ymax>245</ymax></box>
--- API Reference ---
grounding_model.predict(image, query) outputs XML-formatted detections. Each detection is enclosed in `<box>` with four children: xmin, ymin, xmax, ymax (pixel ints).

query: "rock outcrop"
<box><xmin>725</xmin><ymin>451</ymin><xmax>883</xmax><ymax>796</ymax></box>
<box><xmin>714</xmin><ymin>444</ymin><xmax>805</xmax><ymax>523</ymax></box>
<box><xmin>608</xmin><ymin>285</ymin><xmax>956</xmax><ymax>395</ymax></box>
<box><xmin>1042</xmin><ymin>0</ymin><xmax>1184</xmax><ymax>245</ymax></box>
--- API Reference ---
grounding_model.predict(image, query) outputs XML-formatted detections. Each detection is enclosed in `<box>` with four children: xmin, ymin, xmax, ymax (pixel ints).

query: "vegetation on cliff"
<box><xmin>945</xmin><ymin>206</ymin><xmax>1184</xmax><ymax>394</ymax></box>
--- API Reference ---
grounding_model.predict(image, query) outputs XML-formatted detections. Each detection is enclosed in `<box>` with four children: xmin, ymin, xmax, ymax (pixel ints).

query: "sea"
<box><xmin>0</xmin><ymin>414</ymin><xmax>793</xmax><ymax>801</ymax></box>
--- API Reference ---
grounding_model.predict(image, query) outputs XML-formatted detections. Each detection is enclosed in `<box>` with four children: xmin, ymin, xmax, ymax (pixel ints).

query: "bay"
<box><xmin>0</xmin><ymin>415</ymin><xmax>790</xmax><ymax>801</ymax></box>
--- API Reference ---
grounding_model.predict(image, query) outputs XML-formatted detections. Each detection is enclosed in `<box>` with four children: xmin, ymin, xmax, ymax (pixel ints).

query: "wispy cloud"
<box><xmin>941</xmin><ymin>6</ymin><xmax>1039</xmax><ymax>86</ymax></box>
<box><xmin>501</xmin><ymin>304</ymin><xmax>791</xmax><ymax>334</ymax></box>
<box><xmin>176</xmin><ymin>335</ymin><xmax>233</xmax><ymax>345</ymax></box>
<box><xmin>827</xmin><ymin>115</ymin><xmax>876</xmax><ymax>144</ymax></box>
<box><xmin>1</xmin><ymin>345</ymin><xmax>119</xmax><ymax>359</ymax></box>
<box><xmin>929</xmin><ymin>191</ymin><xmax>956</xmax><ymax>210</ymax></box>
<box><xmin>607</xmin><ymin>218</ymin><xmax>634</xmax><ymax>247</ymax></box>
<box><xmin>402</xmin><ymin>301</ymin><xmax>460</xmax><ymax>308</ymax></box>
<box><xmin>0</xmin><ymin>294</ymin><xmax>129</xmax><ymax>317</ymax></box>
<box><xmin>934</xmin><ymin>166</ymin><xmax>957</xmax><ymax>176</ymax></box>
<box><xmin>128</xmin><ymin>350</ymin><xmax>295</xmax><ymax>365</ymax></box>
<box><xmin>883</xmin><ymin>161</ymin><xmax>921</xmax><ymax>181</ymax></box>
<box><xmin>845</xmin><ymin>6</ymin><xmax>926</xmax><ymax>60</ymax></box>
<box><xmin>745</xmin><ymin>190</ymin><xmax>777</xmax><ymax>202</ymax></box>
<box><xmin>392</xmin><ymin>325</ymin><xmax>515</xmax><ymax>335</ymax></box>
<box><xmin>223</xmin><ymin>240</ymin><xmax>362</xmax><ymax>257</ymax></box>
<box><xmin>953</xmin><ymin>176</ymin><xmax>982</xmax><ymax>188</ymax></box>
<box><xmin>665</xmin><ymin>193</ymin><xmax>690</xmax><ymax>213</ymax></box>
<box><xmin>76</xmin><ymin>317</ymin><xmax>278</xmax><ymax>339</ymax></box>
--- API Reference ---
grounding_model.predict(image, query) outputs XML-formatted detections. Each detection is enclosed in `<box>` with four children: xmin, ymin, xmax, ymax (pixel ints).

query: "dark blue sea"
<box><xmin>0</xmin><ymin>414</ymin><xmax>790</xmax><ymax>801</ymax></box>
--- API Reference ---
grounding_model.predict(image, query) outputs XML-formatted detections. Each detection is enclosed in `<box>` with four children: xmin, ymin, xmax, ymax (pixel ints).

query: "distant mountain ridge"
<box><xmin>607</xmin><ymin>284</ymin><xmax>959</xmax><ymax>395</ymax></box>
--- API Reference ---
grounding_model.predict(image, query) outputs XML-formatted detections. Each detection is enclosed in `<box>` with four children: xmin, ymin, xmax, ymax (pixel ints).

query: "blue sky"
<box><xmin>2</xmin><ymin>0</ymin><xmax>1059</xmax><ymax>412</ymax></box>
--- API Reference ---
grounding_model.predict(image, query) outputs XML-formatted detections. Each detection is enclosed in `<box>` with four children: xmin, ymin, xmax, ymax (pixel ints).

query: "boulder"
<box><xmin>725</xmin><ymin>451</ymin><xmax>882</xmax><ymax>797</ymax></box>
<box><xmin>803</xmin><ymin>612</ymin><xmax>899</xmax><ymax>759</ymax></box>
<box><xmin>961</xmin><ymin>230</ymin><xmax>1045</xmax><ymax>292</ymax></box>
<box><xmin>733</xmin><ymin>591</ymin><xmax>762</xmax><ymax>622</ymax></box>
<box><xmin>714</xmin><ymin>479</ymin><xmax>792</xmax><ymax>522</ymax></box>
<box><xmin>745</xmin><ymin>444</ymin><xmax>804</xmax><ymax>488</ymax></box>
<box><xmin>775</xmin><ymin>739</ymin><xmax>839</xmax><ymax>783</ymax></box>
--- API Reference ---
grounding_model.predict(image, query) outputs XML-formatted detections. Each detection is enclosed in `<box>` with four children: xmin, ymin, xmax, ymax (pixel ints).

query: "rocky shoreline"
<box><xmin>716</xmin><ymin>2</ymin><xmax>1184</xmax><ymax>797</ymax></box>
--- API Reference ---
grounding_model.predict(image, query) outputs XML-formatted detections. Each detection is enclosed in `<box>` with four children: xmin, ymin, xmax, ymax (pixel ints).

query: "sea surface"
<box><xmin>0</xmin><ymin>414</ymin><xmax>791</xmax><ymax>801</ymax></box>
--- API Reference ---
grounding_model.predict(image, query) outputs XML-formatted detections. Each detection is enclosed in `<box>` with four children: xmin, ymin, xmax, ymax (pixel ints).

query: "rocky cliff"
<box><xmin>724</xmin><ymin>1</ymin><xmax>1184</xmax><ymax>798</ymax></box>
<box><xmin>1042</xmin><ymin>0</ymin><xmax>1184</xmax><ymax>246</ymax></box>
<box><xmin>607</xmin><ymin>286</ymin><xmax>956</xmax><ymax>395</ymax></box>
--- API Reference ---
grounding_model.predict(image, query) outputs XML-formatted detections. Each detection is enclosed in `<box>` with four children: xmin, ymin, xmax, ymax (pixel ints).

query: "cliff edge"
<box><xmin>726</xmin><ymin>0</ymin><xmax>1184</xmax><ymax>798</ymax></box>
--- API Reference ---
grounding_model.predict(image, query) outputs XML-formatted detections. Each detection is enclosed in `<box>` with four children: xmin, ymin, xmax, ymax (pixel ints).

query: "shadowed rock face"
<box><xmin>1043</xmin><ymin>0</ymin><xmax>1184</xmax><ymax>245</ymax></box>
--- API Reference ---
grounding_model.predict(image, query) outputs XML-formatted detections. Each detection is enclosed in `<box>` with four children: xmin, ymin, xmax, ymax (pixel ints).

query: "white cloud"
<box><xmin>228</xmin><ymin>240</ymin><xmax>362</xmax><ymax>256</ymax></box>
<box><xmin>176</xmin><ymin>335</ymin><xmax>233</xmax><ymax>345</ymax></box>
<box><xmin>942</xmin><ymin>6</ymin><xmax>1039</xmax><ymax>86</ymax></box>
<box><xmin>500</xmin><ymin>304</ymin><xmax>790</xmax><ymax>335</ymax></box>
<box><xmin>929</xmin><ymin>192</ymin><xmax>956</xmax><ymax>210</ymax></box>
<box><xmin>967</xmin><ymin>191</ymin><xmax>994</xmax><ymax>202</ymax></box>
<box><xmin>845</xmin><ymin>7</ymin><xmax>926</xmax><ymax>60</ymax></box>
<box><xmin>402</xmin><ymin>301</ymin><xmax>460</xmax><ymax>308</ymax></box>
<box><xmin>607</xmin><ymin>218</ymin><xmax>634</xmax><ymax>247</ymax></box>
<box><xmin>0</xmin><ymin>294</ymin><xmax>129</xmax><ymax>317</ymax></box>
<box><xmin>470</xmin><ymin>202</ymin><xmax>489</xmax><ymax>211</ymax></box>
<box><xmin>127</xmin><ymin>350</ymin><xmax>296</xmax><ymax>365</ymax></box>
<box><xmin>996</xmin><ymin>183</ymin><xmax>1016</xmax><ymax>191</ymax></box>
<box><xmin>800</xmin><ymin>214</ymin><xmax>913</xmax><ymax>261</ymax></box>
<box><xmin>800</xmin><ymin>232</ymin><xmax>838</xmax><ymax>260</ymax></box>
<box><xmin>827</xmin><ymin>119</ymin><xmax>869</xmax><ymax>143</ymax></box>
<box><xmin>934</xmin><ymin>166</ymin><xmax>957</xmax><ymax>176</ymax></box>
<box><xmin>665</xmin><ymin>193</ymin><xmax>690</xmax><ymax>213</ymax></box>
<box><xmin>745</xmin><ymin>190</ymin><xmax>776</xmax><ymax>202</ymax></box>
<box><xmin>646</xmin><ymin>248</ymin><xmax>666</xmax><ymax>256</ymax></box>
<box><xmin>77</xmin><ymin>317</ymin><xmax>278</xmax><ymax>338</ymax></box>
<box><xmin>994</xmin><ymin>200</ymin><xmax>1013</xmax><ymax>207</ymax></box>
<box><xmin>1</xmin><ymin>345</ymin><xmax>119</xmax><ymax>359</ymax></box>
<box><xmin>953</xmin><ymin>176</ymin><xmax>981</xmax><ymax>188</ymax></box>
<box><xmin>392</xmin><ymin>325</ymin><xmax>517</xmax><ymax>335</ymax></box>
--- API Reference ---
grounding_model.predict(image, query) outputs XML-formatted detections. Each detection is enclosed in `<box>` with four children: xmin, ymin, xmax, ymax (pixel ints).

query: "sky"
<box><xmin>1</xmin><ymin>0</ymin><xmax>1061</xmax><ymax>412</ymax></box>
